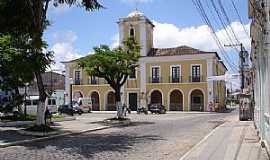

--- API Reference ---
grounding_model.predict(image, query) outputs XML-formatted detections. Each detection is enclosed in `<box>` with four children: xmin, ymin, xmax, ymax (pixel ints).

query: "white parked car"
<box><xmin>77</xmin><ymin>98</ymin><xmax>92</xmax><ymax>113</ymax></box>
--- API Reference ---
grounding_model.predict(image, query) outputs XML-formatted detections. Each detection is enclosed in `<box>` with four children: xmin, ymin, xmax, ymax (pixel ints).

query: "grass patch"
<box><xmin>0</xmin><ymin>115</ymin><xmax>36</xmax><ymax>121</ymax></box>
<box><xmin>52</xmin><ymin>114</ymin><xmax>64</xmax><ymax>119</ymax></box>
<box><xmin>24</xmin><ymin>124</ymin><xmax>56</xmax><ymax>132</ymax></box>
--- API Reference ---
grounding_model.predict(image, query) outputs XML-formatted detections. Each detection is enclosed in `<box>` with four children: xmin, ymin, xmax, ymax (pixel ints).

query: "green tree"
<box><xmin>81</xmin><ymin>38</ymin><xmax>140</xmax><ymax>118</ymax></box>
<box><xmin>0</xmin><ymin>0</ymin><xmax>102</xmax><ymax>126</ymax></box>
<box><xmin>0</xmin><ymin>35</ymin><xmax>34</xmax><ymax>113</ymax></box>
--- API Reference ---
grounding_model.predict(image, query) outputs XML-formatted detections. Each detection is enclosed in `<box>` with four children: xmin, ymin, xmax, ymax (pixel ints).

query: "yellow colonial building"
<box><xmin>63</xmin><ymin>11</ymin><xmax>227</xmax><ymax>112</ymax></box>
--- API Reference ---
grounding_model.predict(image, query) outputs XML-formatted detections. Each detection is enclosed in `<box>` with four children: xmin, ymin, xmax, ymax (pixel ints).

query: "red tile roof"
<box><xmin>147</xmin><ymin>45</ymin><xmax>214</xmax><ymax>56</ymax></box>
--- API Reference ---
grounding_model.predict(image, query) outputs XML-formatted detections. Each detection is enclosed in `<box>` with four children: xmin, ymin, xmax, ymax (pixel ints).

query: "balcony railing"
<box><xmin>147</xmin><ymin>76</ymin><xmax>206</xmax><ymax>83</ymax></box>
<box><xmin>90</xmin><ymin>79</ymin><xmax>98</xmax><ymax>85</ymax></box>
<box><xmin>189</xmin><ymin>76</ymin><xmax>205</xmax><ymax>82</ymax></box>
<box><xmin>169</xmin><ymin>76</ymin><xmax>183</xmax><ymax>83</ymax></box>
<box><xmin>89</xmin><ymin>78</ymin><xmax>108</xmax><ymax>85</ymax></box>
<box><xmin>149</xmin><ymin>77</ymin><xmax>162</xmax><ymax>83</ymax></box>
<box><xmin>74</xmin><ymin>79</ymin><xmax>81</xmax><ymax>85</ymax></box>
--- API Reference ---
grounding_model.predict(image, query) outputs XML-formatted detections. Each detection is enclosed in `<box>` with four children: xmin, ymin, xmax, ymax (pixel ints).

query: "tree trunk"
<box><xmin>35</xmin><ymin>71</ymin><xmax>47</xmax><ymax>126</ymax></box>
<box><xmin>115</xmin><ymin>87</ymin><xmax>124</xmax><ymax>119</ymax></box>
<box><xmin>15</xmin><ymin>87</ymin><xmax>23</xmax><ymax>114</ymax></box>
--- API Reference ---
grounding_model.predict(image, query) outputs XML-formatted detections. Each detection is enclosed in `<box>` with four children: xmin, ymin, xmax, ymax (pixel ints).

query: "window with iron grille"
<box><xmin>171</xmin><ymin>66</ymin><xmax>180</xmax><ymax>82</ymax></box>
<box><xmin>75</xmin><ymin>71</ymin><xmax>80</xmax><ymax>85</ymax></box>
<box><xmin>89</xmin><ymin>76</ymin><xmax>97</xmax><ymax>84</ymax></box>
<box><xmin>192</xmin><ymin>65</ymin><xmax>201</xmax><ymax>82</ymax></box>
<box><xmin>152</xmin><ymin>67</ymin><xmax>160</xmax><ymax>83</ymax></box>
<box><xmin>129</xmin><ymin>67</ymin><xmax>136</xmax><ymax>79</ymax></box>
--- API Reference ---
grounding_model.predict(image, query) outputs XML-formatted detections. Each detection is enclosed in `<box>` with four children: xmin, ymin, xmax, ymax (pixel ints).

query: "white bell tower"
<box><xmin>117</xmin><ymin>10</ymin><xmax>154</xmax><ymax>56</ymax></box>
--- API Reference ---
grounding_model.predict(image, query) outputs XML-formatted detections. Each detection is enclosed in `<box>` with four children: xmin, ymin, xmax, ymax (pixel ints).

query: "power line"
<box><xmin>217</xmin><ymin>0</ymin><xmax>241</xmax><ymax>44</ymax></box>
<box><xmin>196</xmin><ymin>0</ymin><xmax>239</xmax><ymax>72</ymax></box>
<box><xmin>230</xmin><ymin>0</ymin><xmax>250</xmax><ymax>38</ymax></box>
<box><xmin>205</xmin><ymin>0</ymin><xmax>242</xmax><ymax>64</ymax></box>
<box><xmin>197</xmin><ymin>0</ymin><xmax>239</xmax><ymax>71</ymax></box>
<box><xmin>217</xmin><ymin>0</ymin><xmax>249</xmax><ymax>50</ymax></box>
<box><xmin>210</xmin><ymin>0</ymin><xmax>240</xmax><ymax>53</ymax></box>
<box><xmin>192</xmin><ymin>0</ymin><xmax>238</xmax><ymax>72</ymax></box>
<box><xmin>205</xmin><ymin>0</ymin><xmax>231</xmax><ymax>44</ymax></box>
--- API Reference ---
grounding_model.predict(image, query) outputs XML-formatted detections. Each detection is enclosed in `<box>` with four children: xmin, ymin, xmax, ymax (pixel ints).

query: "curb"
<box><xmin>0</xmin><ymin>125</ymin><xmax>115</xmax><ymax>148</ymax></box>
<box><xmin>0</xmin><ymin>117</ymin><xmax>76</xmax><ymax>127</ymax></box>
<box><xmin>178</xmin><ymin>121</ymin><xmax>227</xmax><ymax>160</ymax></box>
<box><xmin>52</xmin><ymin>116</ymin><xmax>76</xmax><ymax>122</ymax></box>
<box><xmin>0</xmin><ymin>121</ymin><xmax>34</xmax><ymax>127</ymax></box>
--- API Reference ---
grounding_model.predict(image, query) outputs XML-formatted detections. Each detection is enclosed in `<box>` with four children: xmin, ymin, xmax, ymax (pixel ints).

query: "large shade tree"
<box><xmin>81</xmin><ymin>38</ymin><xmax>140</xmax><ymax>118</ymax></box>
<box><xmin>0</xmin><ymin>35</ymin><xmax>34</xmax><ymax>113</ymax></box>
<box><xmin>0</xmin><ymin>0</ymin><xmax>102</xmax><ymax>126</ymax></box>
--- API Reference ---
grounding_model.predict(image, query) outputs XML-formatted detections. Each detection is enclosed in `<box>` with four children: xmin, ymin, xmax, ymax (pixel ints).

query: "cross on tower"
<box><xmin>135</xmin><ymin>0</ymin><xmax>139</xmax><ymax>11</ymax></box>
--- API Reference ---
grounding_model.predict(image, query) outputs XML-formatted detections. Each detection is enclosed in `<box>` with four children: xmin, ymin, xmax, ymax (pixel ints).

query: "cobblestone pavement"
<box><xmin>0</xmin><ymin>111</ymin><xmax>237</xmax><ymax>160</ymax></box>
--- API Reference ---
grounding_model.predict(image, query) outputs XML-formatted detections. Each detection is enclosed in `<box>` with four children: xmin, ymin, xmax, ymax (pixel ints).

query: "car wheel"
<box><xmin>78</xmin><ymin>110</ymin><xmax>83</xmax><ymax>115</ymax></box>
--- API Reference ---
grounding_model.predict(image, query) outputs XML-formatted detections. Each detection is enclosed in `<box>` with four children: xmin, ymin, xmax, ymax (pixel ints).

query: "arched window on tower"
<box><xmin>129</xmin><ymin>28</ymin><xmax>135</xmax><ymax>37</ymax></box>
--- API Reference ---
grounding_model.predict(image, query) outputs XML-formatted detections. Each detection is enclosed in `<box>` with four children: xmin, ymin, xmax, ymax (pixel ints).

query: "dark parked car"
<box><xmin>148</xmin><ymin>104</ymin><xmax>166</xmax><ymax>114</ymax></box>
<box><xmin>58</xmin><ymin>104</ymin><xmax>83</xmax><ymax>116</ymax></box>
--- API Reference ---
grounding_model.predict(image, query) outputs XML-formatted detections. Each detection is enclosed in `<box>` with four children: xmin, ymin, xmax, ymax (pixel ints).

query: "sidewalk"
<box><xmin>180</xmin><ymin>120</ymin><xmax>269</xmax><ymax>160</ymax></box>
<box><xmin>0</xmin><ymin>114</ymin><xmax>112</xmax><ymax>147</ymax></box>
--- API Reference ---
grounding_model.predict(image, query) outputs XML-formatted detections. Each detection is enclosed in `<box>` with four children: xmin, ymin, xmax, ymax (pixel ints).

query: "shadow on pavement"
<box><xmin>20</xmin><ymin>132</ymin><xmax>165</xmax><ymax>159</ymax></box>
<box><xmin>0</xmin><ymin>130</ymin><xmax>35</xmax><ymax>144</ymax></box>
<box><xmin>88</xmin><ymin>121</ymin><xmax>155</xmax><ymax>128</ymax></box>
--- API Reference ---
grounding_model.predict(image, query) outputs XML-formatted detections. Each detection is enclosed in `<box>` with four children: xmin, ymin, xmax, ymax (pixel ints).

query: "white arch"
<box><xmin>188</xmin><ymin>88</ymin><xmax>206</xmax><ymax>111</ymax></box>
<box><xmin>167</xmin><ymin>88</ymin><xmax>184</xmax><ymax>111</ymax></box>
<box><xmin>104</xmin><ymin>90</ymin><xmax>115</xmax><ymax>111</ymax></box>
<box><xmin>148</xmin><ymin>88</ymin><xmax>164</xmax><ymax>105</ymax></box>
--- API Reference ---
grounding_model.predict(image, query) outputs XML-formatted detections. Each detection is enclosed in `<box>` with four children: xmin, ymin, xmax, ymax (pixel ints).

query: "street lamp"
<box><xmin>24</xmin><ymin>82</ymin><xmax>29</xmax><ymax>119</ymax></box>
<box><xmin>69</xmin><ymin>78</ymin><xmax>74</xmax><ymax>106</ymax></box>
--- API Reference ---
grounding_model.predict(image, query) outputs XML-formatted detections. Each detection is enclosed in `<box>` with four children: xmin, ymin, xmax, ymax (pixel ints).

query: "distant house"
<box><xmin>63</xmin><ymin>11</ymin><xmax>227</xmax><ymax>112</ymax></box>
<box><xmin>23</xmin><ymin>71</ymin><xmax>65</xmax><ymax>96</ymax></box>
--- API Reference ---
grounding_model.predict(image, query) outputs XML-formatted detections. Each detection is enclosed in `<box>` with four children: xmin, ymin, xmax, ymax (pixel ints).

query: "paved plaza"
<box><xmin>0</xmin><ymin>111</ymin><xmax>237</xmax><ymax>160</ymax></box>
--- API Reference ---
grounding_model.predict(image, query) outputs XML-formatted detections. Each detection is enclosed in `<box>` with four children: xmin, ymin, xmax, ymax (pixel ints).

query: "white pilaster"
<box><xmin>140</xmin><ymin>19</ymin><xmax>147</xmax><ymax>57</ymax></box>
<box><xmin>119</xmin><ymin>22</ymin><xmax>124</xmax><ymax>47</ymax></box>
<box><xmin>207</xmin><ymin>59</ymin><xmax>214</xmax><ymax>110</ymax></box>
<box><xmin>140</xmin><ymin>61</ymin><xmax>147</xmax><ymax>107</ymax></box>
<box><xmin>64</xmin><ymin>64</ymin><xmax>70</xmax><ymax>104</ymax></box>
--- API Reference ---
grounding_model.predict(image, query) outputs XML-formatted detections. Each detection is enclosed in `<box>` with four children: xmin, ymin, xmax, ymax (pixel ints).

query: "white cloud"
<box><xmin>111</xmin><ymin>33</ymin><xmax>120</xmax><ymax>48</ymax></box>
<box><xmin>52</xmin><ymin>30</ymin><xmax>78</xmax><ymax>44</ymax></box>
<box><xmin>153</xmin><ymin>21</ymin><xmax>250</xmax><ymax>52</ymax></box>
<box><xmin>49</xmin><ymin>31</ymin><xmax>83</xmax><ymax>71</ymax></box>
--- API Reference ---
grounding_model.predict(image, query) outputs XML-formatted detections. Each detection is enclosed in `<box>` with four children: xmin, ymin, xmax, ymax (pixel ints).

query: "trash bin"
<box><xmin>239</xmin><ymin>93</ymin><xmax>252</xmax><ymax>121</ymax></box>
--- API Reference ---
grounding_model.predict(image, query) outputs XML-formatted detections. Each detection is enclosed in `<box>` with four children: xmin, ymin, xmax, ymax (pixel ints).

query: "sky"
<box><xmin>44</xmin><ymin>0</ymin><xmax>251</xmax><ymax>87</ymax></box>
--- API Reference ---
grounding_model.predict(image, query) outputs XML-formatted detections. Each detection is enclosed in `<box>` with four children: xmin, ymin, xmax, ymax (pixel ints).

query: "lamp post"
<box><xmin>24</xmin><ymin>82</ymin><xmax>29</xmax><ymax>119</ymax></box>
<box><xmin>69</xmin><ymin>78</ymin><xmax>73</xmax><ymax>106</ymax></box>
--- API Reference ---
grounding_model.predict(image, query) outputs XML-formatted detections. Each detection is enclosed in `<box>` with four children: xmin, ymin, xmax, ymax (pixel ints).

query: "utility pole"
<box><xmin>240</xmin><ymin>43</ymin><xmax>244</xmax><ymax>92</ymax></box>
<box><xmin>230</xmin><ymin>81</ymin><xmax>233</xmax><ymax>108</ymax></box>
<box><xmin>224</xmin><ymin>43</ymin><xmax>246</xmax><ymax>93</ymax></box>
